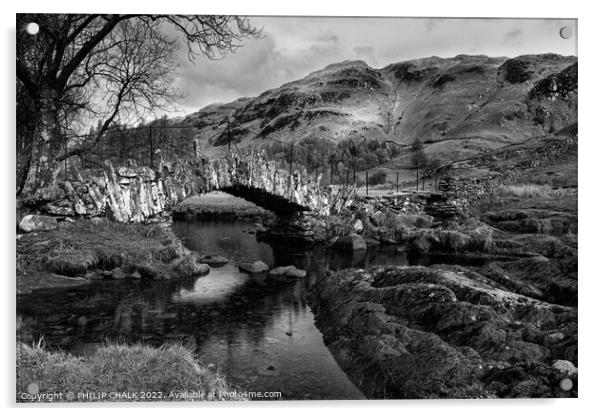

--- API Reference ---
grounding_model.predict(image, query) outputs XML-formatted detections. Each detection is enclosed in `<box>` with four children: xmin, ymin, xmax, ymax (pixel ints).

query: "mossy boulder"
<box><xmin>19</xmin><ymin>214</ymin><xmax>58</xmax><ymax>233</ymax></box>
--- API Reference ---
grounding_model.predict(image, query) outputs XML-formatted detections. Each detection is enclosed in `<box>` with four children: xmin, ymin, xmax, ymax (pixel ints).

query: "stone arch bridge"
<box><xmin>37</xmin><ymin>151</ymin><xmax>355</xmax><ymax>223</ymax></box>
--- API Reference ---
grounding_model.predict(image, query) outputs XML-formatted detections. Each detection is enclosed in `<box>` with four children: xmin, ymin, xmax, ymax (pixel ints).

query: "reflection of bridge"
<box><xmin>42</xmin><ymin>151</ymin><xmax>355</xmax><ymax>222</ymax></box>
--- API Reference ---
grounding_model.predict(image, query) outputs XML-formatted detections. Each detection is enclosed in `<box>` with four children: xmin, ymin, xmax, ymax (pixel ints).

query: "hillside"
<box><xmin>180</xmin><ymin>54</ymin><xmax>576</xmax><ymax>167</ymax></box>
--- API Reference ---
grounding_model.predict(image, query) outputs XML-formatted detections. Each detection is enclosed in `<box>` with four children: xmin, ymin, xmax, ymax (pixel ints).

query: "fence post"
<box><xmin>193</xmin><ymin>139</ymin><xmax>199</xmax><ymax>159</ymax></box>
<box><xmin>365</xmin><ymin>171</ymin><xmax>368</xmax><ymax>195</ymax></box>
<box><xmin>396</xmin><ymin>171</ymin><xmax>399</xmax><ymax>193</ymax></box>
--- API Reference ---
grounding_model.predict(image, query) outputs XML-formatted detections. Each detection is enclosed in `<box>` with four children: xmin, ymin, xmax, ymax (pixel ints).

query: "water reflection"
<box><xmin>17</xmin><ymin>220</ymin><xmax>489</xmax><ymax>400</ymax></box>
<box><xmin>172</xmin><ymin>265</ymin><xmax>250</xmax><ymax>305</ymax></box>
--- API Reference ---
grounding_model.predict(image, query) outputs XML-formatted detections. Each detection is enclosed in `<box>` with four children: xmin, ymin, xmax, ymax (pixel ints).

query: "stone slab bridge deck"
<box><xmin>38</xmin><ymin>151</ymin><xmax>355</xmax><ymax>223</ymax></box>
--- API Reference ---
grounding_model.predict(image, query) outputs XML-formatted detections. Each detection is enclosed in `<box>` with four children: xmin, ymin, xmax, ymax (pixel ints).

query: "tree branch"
<box><xmin>56</xmin><ymin>15</ymin><xmax>133</xmax><ymax>90</ymax></box>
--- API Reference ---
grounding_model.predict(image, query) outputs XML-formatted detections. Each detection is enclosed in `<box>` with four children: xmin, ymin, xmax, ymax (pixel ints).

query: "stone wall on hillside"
<box><xmin>33</xmin><ymin>151</ymin><xmax>355</xmax><ymax>223</ymax></box>
<box><xmin>357</xmin><ymin>192</ymin><xmax>468</xmax><ymax>221</ymax></box>
<box><xmin>438</xmin><ymin>134</ymin><xmax>577</xmax><ymax>202</ymax></box>
<box><xmin>438</xmin><ymin>176</ymin><xmax>501</xmax><ymax>202</ymax></box>
<box><xmin>357</xmin><ymin>194</ymin><xmax>426</xmax><ymax>214</ymax></box>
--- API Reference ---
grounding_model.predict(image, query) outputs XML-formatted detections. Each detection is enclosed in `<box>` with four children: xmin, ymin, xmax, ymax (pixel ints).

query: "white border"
<box><xmin>1</xmin><ymin>1</ymin><xmax>599</xmax><ymax>415</ymax></box>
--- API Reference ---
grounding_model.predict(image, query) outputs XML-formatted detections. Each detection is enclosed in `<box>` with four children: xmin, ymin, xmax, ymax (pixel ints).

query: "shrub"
<box><xmin>466</xmin><ymin>226</ymin><xmax>494</xmax><ymax>252</ymax></box>
<box><xmin>325</xmin><ymin>216</ymin><xmax>354</xmax><ymax>238</ymax></box>
<box><xmin>408</xmin><ymin>229</ymin><xmax>440</xmax><ymax>253</ymax></box>
<box><xmin>45</xmin><ymin>249</ymin><xmax>98</xmax><ymax>276</ymax></box>
<box><xmin>438</xmin><ymin>230</ymin><xmax>470</xmax><ymax>252</ymax></box>
<box><xmin>386</xmin><ymin>213</ymin><xmax>430</xmax><ymax>230</ymax></box>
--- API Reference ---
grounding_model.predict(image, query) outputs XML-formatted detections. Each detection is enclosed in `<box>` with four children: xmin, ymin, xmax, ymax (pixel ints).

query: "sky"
<box><xmin>170</xmin><ymin>17</ymin><xmax>577</xmax><ymax>116</ymax></box>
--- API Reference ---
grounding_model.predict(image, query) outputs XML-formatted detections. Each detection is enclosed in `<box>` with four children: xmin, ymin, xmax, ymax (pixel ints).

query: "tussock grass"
<box><xmin>17</xmin><ymin>219</ymin><xmax>201</xmax><ymax>292</ymax></box>
<box><xmin>437</xmin><ymin>230</ymin><xmax>470</xmax><ymax>252</ymax></box>
<box><xmin>497</xmin><ymin>184</ymin><xmax>571</xmax><ymax>199</ymax></box>
<box><xmin>16</xmin><ymin>342</ymin><xmax>242</xmax><ymax>402</ymax></box>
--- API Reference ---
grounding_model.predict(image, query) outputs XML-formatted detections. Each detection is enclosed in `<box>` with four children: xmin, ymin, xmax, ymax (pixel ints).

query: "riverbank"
<box><xmin>16</xmin><ymin>342</ymin><xmax>242</xmax><ymax>402</ymax></box>
<box><xmin>309</xmin><ymin>182</ymin><xmax>578</xmax><ymax>398</ymax></box>
<box><xmin>16</xmin><ymin>218</ymin><xmax>211</xmax><ymax>295</ymax></box>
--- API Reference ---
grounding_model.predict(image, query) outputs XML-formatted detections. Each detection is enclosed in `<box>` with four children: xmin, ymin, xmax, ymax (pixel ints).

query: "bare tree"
<box><xmin>16</xmin><ymin>14</ymin><xmax>261</xmax><ymax>198</ymax></box>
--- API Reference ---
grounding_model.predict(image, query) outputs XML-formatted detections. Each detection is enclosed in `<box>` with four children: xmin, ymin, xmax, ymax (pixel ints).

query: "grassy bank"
<box><xmin>497</xmin><ymin>183</ymin><xmax>574</xmax><ymax>199</ymax></box>
<box><xmin>17</xmin><ymin>218</ymin><xmax>209</xmax><ymax>294</ymax></box>
<box><xmin>173</xmin><ymin>192</ymin><xmax>273</xmax><ymax>221</ymax></box>
<box><xmin>471</xmin><ymin>178</ymin><xmax>577</xmax><ymax>236</ymax></box>
<box><xmin>16</xmin><ymin>342</ymin><xmax>242</xmax><ymax>402</ymax></box>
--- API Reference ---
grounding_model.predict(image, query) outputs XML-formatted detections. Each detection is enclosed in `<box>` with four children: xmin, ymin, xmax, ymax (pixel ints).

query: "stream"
<box><xmin>17</xmin><ymin>219</ymin><xmax>488</xmax><ymax>400</ymax></box>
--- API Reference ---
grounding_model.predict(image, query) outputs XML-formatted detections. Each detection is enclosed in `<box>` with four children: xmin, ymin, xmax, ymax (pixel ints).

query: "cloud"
<box><xmin>353</xmin><ymin>46</ymin><xmax>377</xmax><ymax>65</ymax></box>
<box><xmin>173</xmin><ymin>30</ymin><xmax>346</xmax><ymax>110</ymax></box>
<box><xmin>424</xmin><ymin>19</ymin><xmax>438</xmax><ymax>34</ymax></box>
<box><xmin>166</xmin><ymin>17</ymin><xmax>577</xmax><ymax>115</ymax></box>
<box><xmin>502</xmin><ymin>27</ymin><xmax>524</xmax><ymax>46</ymax></box>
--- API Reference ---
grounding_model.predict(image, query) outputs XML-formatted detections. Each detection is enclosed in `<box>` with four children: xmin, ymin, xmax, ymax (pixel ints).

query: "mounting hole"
<box><xmin>559</xmin><ymin>378</ymin><xmax>573</xmax><ymax>391</ymax></box>
<box><xmin>25</xmin><ymin>22</ymin><xmax>39</xmax><ymax>35</ymax></box>
<box><xmin>559</xmin><ymin>26</ymin><xmax>573</xmax><ymax>40</ymax></box>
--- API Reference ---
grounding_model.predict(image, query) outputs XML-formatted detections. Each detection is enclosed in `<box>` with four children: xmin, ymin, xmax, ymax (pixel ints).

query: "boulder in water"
<box><xmin>200</xmin><ymin>254</ymin><xmax>230</xmax><ymax>268</ymax></box>
<box><xmin>238</xmin><ymin>260</ymin><xmax>269</xmax><ymax>274</ymax></box>
<box><xmin>268</xmin><ymin>265</ymin><xmax>307</xmax><ymax>278</ymax></box>
<box><xmin>111</xmin><ymin>267</ymin><xmax>127</xmax><ymax>280</ymax></box>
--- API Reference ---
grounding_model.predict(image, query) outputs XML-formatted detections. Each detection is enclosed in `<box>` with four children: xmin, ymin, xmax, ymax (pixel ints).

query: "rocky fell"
<box><xmin>183</xmin><ymin>54</ymin><xmax>577</xmax><ymax>164</ymax></box>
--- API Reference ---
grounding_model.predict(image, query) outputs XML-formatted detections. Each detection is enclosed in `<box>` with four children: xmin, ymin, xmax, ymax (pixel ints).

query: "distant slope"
<box><xmin>436</xmin><ymin>122</ymin><xmax>578</xmax><ymax>182</ymax></box>
<box><xmin>180</xmin><ymin>54</ymin><xmax>577</xmax><ymax>163</ymax></box>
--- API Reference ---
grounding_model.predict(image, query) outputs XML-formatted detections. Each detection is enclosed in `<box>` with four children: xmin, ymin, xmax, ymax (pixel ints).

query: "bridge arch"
<box><xmin>35</xmin><ymin>151</ymin><xmax>354</xmax><ymax>222</ymax></box>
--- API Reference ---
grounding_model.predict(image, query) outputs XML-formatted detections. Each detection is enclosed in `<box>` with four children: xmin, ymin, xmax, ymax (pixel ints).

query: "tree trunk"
<box><xmin>19</xmin><ymin>86</ymin><xmax>63</xmax><ymax>200</ymax></box>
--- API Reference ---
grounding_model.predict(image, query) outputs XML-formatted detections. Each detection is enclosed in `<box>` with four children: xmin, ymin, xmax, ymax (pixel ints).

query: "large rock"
<box><xmin>19</xmin><ymin>215</ymin><xmax>58</xmax><ymax>233</ymax></box>
<box><xmin>199</xmin><ymin>254</ymin><xmax>230</xmax><ymax>268</ymax></box>
<box><xmin>370</xmin><ymin>210</ymin><xmax>387</xmax><ymax>226</ymax></box>
<box><xmin>310</xmin><ymin>265</ymin><xmax>577</xmax><ymax>399</ymax></box>
<box><xmin>238</xmin><ymin>260</ymin><xmax>269</xmax><ymax>274</ymax></box>
<box><xmin>268</xmin><ymin>265</ymin><xmax>307</xmax><ymax>279</ymax></box>
<box><xmin>333</xmin><ymin>234</ymin><xmax>367</xmax><ymax>252</ymax></box>
<box><xmin>111</xmin><ymin>267</ymin><xmax>127</xmax><ymax>280</ymax></box>
<box><xmin>552</xmin><ymin>360</ymin><xmax>578</xmax><ymax>377</ymax></box>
